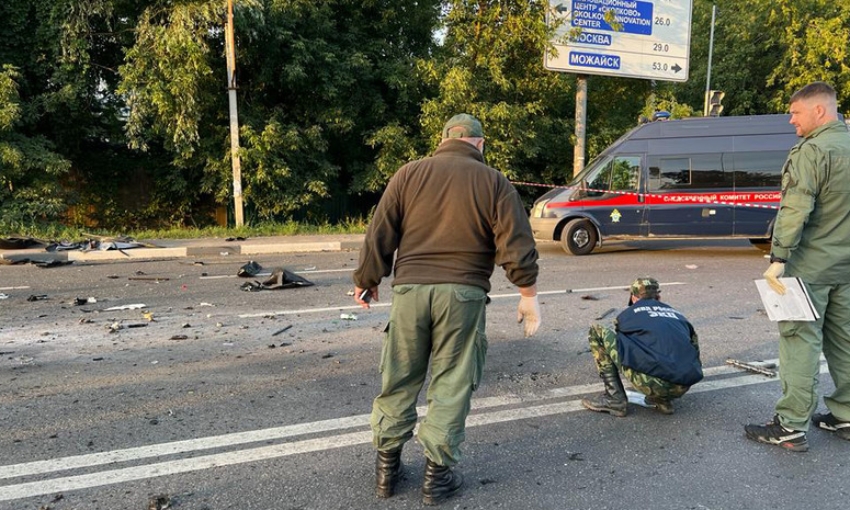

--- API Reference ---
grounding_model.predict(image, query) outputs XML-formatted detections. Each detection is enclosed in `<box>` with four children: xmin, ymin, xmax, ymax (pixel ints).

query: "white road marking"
<box><xmin>0</xmin><ymin>358</ymin><xmax>821</xmax><ymax>502</ymax></box>
<box><xmin>236</xmin><ymin>282</ymin><xmax>689</xmax><ymax>318</ymax></box>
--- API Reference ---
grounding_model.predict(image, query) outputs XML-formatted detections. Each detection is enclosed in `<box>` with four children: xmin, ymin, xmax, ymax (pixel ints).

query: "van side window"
<box><xmin>648</xmin><ymin>158</ymin><xmax>689</xmax><ymax>190</ymax></box>
<box><xmin>586</xmin><ymin>156</ymin><xmax>641</xmax><ymax>197</ymax></box>
<box><xmin>732</xmin><ymin>151</ymin><xmax>786</xmax><ymax>188</ymax></box>
<box><xmin>648</xmin><ymin>154</ymin><xmax>728</xmax><ymax>190</ymax></box>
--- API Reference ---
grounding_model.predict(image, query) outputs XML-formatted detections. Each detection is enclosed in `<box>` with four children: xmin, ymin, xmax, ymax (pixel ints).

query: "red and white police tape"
<box><xmin>509</xmin><ymin>181</ymin><xmax>780</xmax><ymax>210</ymax></box>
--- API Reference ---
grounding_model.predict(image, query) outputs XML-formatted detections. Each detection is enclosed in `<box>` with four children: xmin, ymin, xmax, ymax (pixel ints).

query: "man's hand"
<box><xmin>517</xmin><ymin>287</ymin><xmax>541</xmax><ymax>337</ymax></box>
<box><xmin>763</xmin><ymin>262</ymin><xmax>786</xmax><ymax>295</ymax></box>
<box><xmin>354</xmin><ymin>286</ymin><xmax>379</xmax><ymax>309</ymax></box>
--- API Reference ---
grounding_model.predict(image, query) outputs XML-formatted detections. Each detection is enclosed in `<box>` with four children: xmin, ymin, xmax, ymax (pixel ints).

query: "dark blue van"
<box><xmin>529</xmin><ymin>114</ymin><xmax>801</xmax><ymax>254</ymax></box>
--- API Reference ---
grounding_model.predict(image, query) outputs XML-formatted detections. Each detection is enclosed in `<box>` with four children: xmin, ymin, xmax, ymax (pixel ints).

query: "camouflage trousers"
<box><xmin>588</xmin><ymin>324</ymin><xmax>689</xmax><ymax>400</ymax></box>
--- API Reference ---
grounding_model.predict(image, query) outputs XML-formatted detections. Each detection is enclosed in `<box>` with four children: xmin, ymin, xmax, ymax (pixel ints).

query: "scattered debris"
<box><xmin>27</xmin><ymin>295</ymin><xmax>48</xmax><ymax>302</ymax></box>
<box><xmin>0</xmin><ymin>293</ymin><xmax>8</xmax><ymax>300</ymax></box>
<box><xmin>199</xmin><ymin>302</ymin><xmax>215</xmax><ymax>307</ymax></box>
<box><xmin>225</xmin><ymin>236</ymin><xmax>247</xmax><ymax>241</ymax></box>
<box><xmin>565</xmin><ymin>452</ymin><xmax>584</xmax><ymax>462</ymax></box>
<box><xmin>148</xmin><ymin>493</ymin><xmax>171</xmax><ymax>510</ymax></box>
<box><xmin>685</xmin><ymin>264</ymin><xmax>699</xmax><ymax>269</ymax></box>
<box><xmin>322</xmin><ymin>353</ymin><xmax>335</xmax><ymax>359</ymax></box>
<box><xmin>272</xmin><ymin>325</ymin><xmax>293</xmax><ymax>336</ymax></box>
<box><xmin>79</xmin><ymin>318</ymin><xmax>93</xmax><ymax>324</ymax></box>
<box><xmin>33</xmin><ymin>260</ymin><xmax>74</xmax><ymax>268</ymax></box>
<box><xmin>240</xmin><ymin>268</ymin><xmax>314</xmax><ymax>292</ymax></box>
<box><xmin>170</xmin><ymin>335</ymin><xmax>189</xmax><ymax>340</ymax></box>
<box><xmin>238</xmin><ymin>260</ymin><xmax>263</xmax><ymax>277</ymax></box>
<box><xmin>74</xmin><ymin>297</ymin><xmax>97</xmax><ymax>306</ymax></box>
<box><xmin>340</xmin><ymin>313</ymin><xmax>358</xmax><ymax>320</ymax></box>
<box><xmin>580</xmin><ymin>294</ymin><xmax>599</xmax><ymax>301</ymax></box>
<box><xmin>346</xmin><ymin>290</ymin><xmax>355</xmax><ymax>296</ymax></box>
<box><xmin>0</xmin><ymin>236</ymin><xmax>47</xmax><ymax>249</ymax></box>
<box><xmin>143</xmin><ymin>311</ymin><xmax>155</xmax><ymax>321</ymax></box>
<box><xmin>128</xmin><ymin>276</ymin><xmax>170</xmax><ymax>281</ymax></box>
<box><xmin>93</xmin><ymin>357</ymin><xmax>104</xmax><ymax>361</ymax></box>
<box><xmin>725</xmin><ymin>359</ymin><xmax>776</xmax><ymax>377</ymax></box>
<box><xmin>104</xmin><ymin>303</ymin><xmax>146</xmax><ymax>311</ymax></box>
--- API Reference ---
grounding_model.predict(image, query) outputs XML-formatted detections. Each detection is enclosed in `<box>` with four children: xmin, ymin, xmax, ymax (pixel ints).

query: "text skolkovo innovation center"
<box><xmin>545</xmin><ymin>0</ymin><xmax>693</xmax><ymax>82</ymax></box>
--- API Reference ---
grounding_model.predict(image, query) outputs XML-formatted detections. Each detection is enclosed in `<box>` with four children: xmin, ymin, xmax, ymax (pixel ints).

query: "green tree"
<box><xmin>369</xmin><ymin>0</ymin><xmax>655</xmax><ymax>203</ymax></box>
<box><xmin>679</xmin><ymin>0</ymin><xmax>850</xmax><ymax>116</ymax></box>
<box><xmin>0</xmin><ymin>65</ymin><xmax>71</xmax><ymax>229</ymax></box>
<box><xmin>119</xmin><ymin>0</ymin><xmax>442</xmax><ymax>223</ymax></box>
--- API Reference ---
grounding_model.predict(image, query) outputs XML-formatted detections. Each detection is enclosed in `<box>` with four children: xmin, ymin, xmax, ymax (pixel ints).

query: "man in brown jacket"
<box><xmin>353</xmin><ymin>113</ymin><xmax>541</xmax><ymax>505</ymax></box>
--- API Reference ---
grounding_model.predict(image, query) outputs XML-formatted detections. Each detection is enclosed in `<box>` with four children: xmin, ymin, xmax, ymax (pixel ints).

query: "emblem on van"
<box><xmin>610</xmin><ymin>209</ymin><xmax>622</xmax><ymax>223</ymax></box>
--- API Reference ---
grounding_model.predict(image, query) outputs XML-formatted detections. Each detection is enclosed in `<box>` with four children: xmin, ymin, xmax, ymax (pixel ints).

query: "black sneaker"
<box><xmin>812</xmin><ymin>412</ymin><xmax>850</xmax><ymax>441</ymax></box>
<box><xmin>744</xmin><ymin>415</ymin><xmax>809</xmax><ymax>452</ymax></box>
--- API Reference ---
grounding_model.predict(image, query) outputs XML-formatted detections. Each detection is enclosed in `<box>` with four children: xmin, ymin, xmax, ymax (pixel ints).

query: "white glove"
<box><xmin>764</xmin><ymin>262</ymin><xmax>786</xmax><ymax>295</ymax></box>
<box><xmin>517</xmin><ymin>295</ymin><xmax>541</xmax><ymax>337</ymax></box>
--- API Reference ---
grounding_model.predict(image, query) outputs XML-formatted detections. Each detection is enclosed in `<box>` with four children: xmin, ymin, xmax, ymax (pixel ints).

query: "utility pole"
<box><xmin>225</xmin><ymin>0</ymin><xmax>244</xmax><ymax>226</ymax></box>
<box><xmin>703</xmin><ymin>4</ymin><xmax>716</xmax><ymax>117</ymax></box>
<box><xmin>574</xmin><ymin>75</ymin><xmax>587</xmax><ymax>177</ymax></box>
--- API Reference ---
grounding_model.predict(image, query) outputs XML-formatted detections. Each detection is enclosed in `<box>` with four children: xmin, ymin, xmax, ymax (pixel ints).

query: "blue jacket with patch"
<box><xmin>615</xmin><ymin>298</ymin><xmax>703</xmax><ymax>386</ymax></box>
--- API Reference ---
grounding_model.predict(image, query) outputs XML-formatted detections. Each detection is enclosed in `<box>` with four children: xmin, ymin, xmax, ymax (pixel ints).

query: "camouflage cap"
<box><xmin>630</xmin><ymin>277</ymin><xmax>660</xmax><ymax>299</ymax></box>
<box><xmin>442</xmin><ymin>113</ymin><xmax>484</xmax><ymax>139</ymax></box>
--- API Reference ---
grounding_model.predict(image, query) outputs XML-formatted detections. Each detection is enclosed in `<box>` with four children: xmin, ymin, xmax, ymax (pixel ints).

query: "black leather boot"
<box><xmin>422</xmin><ymin>458</ymin><xmax>463</xmax><ymax>506</ymax></box>
<box><xmin>581</xmin><ymin>369</ymin><xmax>628</xmax><ymax>417</ymax></box>
<box><xmin>375</xmin><ymin>448</ymin><xmax>402</xmax><ymax>498</ymax></box>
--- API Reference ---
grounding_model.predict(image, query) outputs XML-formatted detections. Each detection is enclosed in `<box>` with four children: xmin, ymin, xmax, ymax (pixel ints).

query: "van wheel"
<box><xmin>562</xmin><ymin>219</ymin><xmax>598</xmax><ymax>255</ymax></box>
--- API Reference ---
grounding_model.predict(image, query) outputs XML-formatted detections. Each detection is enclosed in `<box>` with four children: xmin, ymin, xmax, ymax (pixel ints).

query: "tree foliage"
<box><xmin>2</xmin><ymin>0</ymin><xmax>850</xmax><ymax>231</ymax></box>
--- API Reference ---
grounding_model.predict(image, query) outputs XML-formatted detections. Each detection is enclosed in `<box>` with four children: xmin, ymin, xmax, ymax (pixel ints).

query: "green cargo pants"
<box><xmin>588</xmin><ymin>324</ymin><xmax>689</xmax><ymax>400</ymax></box>
<box><xmin>370</xmin><ymin>283</ymin><xmax>487</xmax><ymax>467</ymax></box>
<box><xmin>775</xmin><ymin>282</ymin><xmax>850</xmax><ymax>431</ymax></box>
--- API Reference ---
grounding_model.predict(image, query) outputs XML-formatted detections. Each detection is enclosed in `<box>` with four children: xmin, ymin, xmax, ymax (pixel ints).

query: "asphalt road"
<box><xmin>1</xmin><ymin>239</ymin><xmax>848</xmax><ymax>510</ymax></box>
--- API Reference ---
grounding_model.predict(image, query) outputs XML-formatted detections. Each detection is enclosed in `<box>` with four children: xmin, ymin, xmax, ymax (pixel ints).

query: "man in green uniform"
<box><xmin>745</xmin><ymin>82</ymin><xmax>850</xmax><ymax>452</ymax></box>
<box><xmin>581</xmin><ymin>277</ymin><xmax>701</xmax><ymax>417</ymax></box>
<box><xmin>353</xmin><ymin>113</ymin><xmax>541</xmax><ymax>504</ymax></box>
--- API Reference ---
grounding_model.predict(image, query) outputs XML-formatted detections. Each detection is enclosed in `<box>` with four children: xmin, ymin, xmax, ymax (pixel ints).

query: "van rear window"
<box><xmin>731</xmin><ymin>151</ymin><xmax>786</xmax><ymax>188</ymax></box>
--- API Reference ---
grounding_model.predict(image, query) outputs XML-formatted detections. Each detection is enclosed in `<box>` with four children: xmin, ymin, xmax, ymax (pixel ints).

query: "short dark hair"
<box><xmin>790</xmin><ymin>82</ymin><xmax>837</xmax><ymax>104</ymax></box>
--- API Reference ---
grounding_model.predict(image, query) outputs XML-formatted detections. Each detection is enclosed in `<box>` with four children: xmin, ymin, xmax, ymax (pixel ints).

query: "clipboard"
<box><xmin>754</xmin><ymin>277</ymin><xmax>820</xmax><ymax>322</ymax></box>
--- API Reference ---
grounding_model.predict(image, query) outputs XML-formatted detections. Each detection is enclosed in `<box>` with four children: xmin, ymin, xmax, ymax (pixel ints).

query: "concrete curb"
<box><xmin>0</xmin><ymin>236</ymin><xmax>365</xmax><ymax>264</ymax></box>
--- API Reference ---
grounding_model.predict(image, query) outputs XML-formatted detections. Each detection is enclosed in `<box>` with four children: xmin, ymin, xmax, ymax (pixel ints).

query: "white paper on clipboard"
<box><xmin>755</xmin><ymin>277</ymin><xmax>820</xmax><ymax>322</ymax></box>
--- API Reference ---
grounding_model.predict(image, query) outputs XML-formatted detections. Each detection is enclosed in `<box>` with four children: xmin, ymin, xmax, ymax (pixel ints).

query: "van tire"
<box><xmin>562</xmin><ymin>219</ymin><xmax>598</xmax><ymax>255</ymax></box>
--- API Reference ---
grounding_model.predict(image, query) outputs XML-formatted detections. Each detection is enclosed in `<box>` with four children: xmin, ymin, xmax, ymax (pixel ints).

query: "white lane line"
<box><xmin>0</xmin><ymin>361</ymin><xmax>806</xmax><ymax>502</ymax></box>
<box><xmin>0</xmin><ymin>361</ymin><xmax>749</xmax><ymax>481</ymax></box>
<box><xmin>0</xmin><ymin>286</ymin><xmax>30</xmax><ymax>291</ymax></box>
<box><xmin>236</xmin><ymin>281</ymin><xmax>690</xmax><ymax>318</ymax></box>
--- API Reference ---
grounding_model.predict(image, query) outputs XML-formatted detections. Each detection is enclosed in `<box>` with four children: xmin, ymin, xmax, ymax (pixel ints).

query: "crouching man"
<box><xmin>581</xmin><ymin>277</ymin><xmax>703</xmax><ymax>417</ymax></box>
